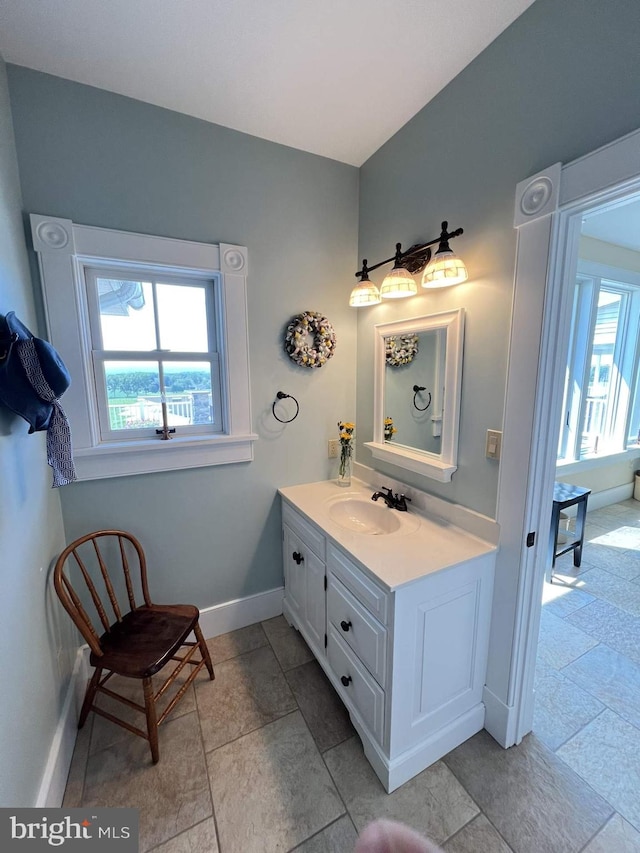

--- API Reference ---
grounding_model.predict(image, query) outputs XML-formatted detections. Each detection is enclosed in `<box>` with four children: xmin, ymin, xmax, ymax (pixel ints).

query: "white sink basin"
<box><xmin>326</xmin><ymin>496</ymin><xmax>419</xmax><ymax>535</ymax></box>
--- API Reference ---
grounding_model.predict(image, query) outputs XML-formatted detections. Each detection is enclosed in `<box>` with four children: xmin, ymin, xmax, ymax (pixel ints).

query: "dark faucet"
<box><xmin>371</xmin><ymin>486</ymin><xmax>412</xmax><ymax>512</ymax></box>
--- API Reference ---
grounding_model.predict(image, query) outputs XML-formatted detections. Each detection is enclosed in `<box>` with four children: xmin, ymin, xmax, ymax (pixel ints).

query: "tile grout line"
<box><xmin>192</xmin><ymin>670</ymin><xmax>224</xmax><ymax>853</ymax></box>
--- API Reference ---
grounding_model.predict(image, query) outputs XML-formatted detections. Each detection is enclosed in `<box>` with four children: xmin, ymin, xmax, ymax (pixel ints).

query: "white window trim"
<box><xmin>30</xmin><ymin>214</ymin><xmax>257</xmax><ymax>480</ymax></box>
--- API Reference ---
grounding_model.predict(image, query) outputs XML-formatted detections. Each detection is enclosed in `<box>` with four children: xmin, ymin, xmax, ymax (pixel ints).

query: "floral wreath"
<box><xmin>385</xmin><ymin>334</ymin><xmax>419</xmax><ymax>366</ymax></box>
<box><xmin>284</xmin><ymin>311</ymin><xmax>336</xmax><ymax>368</ymax></box>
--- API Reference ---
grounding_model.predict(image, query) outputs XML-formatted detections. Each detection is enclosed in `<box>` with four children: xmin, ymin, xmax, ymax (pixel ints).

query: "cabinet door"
<box><xmin>283</xmin><ymin>524</ymin><xmax>326</xmax><ymax>651</ymax></box>
<box><xmin>283</xmin><ymin>525</ymin><xmax>306</xmax><ymax>621</ymax></box>
<box><xmin>305</xmin><ymin>549</ymin><xmax>326</xmax><ymax>651</ymax></box>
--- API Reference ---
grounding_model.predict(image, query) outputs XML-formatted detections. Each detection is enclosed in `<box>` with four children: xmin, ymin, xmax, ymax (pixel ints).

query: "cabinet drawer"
<box><xmin>328</xmin><ymin>625</ymin><xmax>384</xmax><ymax>744</ymax></box>
<box><xmin>282</xmin><ymin>503</ymin><xmax>325</xmax><ymax>560</ymax></box>
<box><xmin>328</xmin><ymin>574</ymin><xmax>387</xmax><ymax>686</ymax></box>
<box><xmin>327</xmin><ymin>544</ymin><xmax>388</xmax><ymax>624</ymax></box>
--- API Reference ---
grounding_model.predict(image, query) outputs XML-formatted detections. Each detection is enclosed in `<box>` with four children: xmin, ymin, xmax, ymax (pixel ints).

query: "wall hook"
<box><xmin>412</xmin><ymin>385</ymin><xmax>432</xmax><ymax>412</ymax></box>
<box><xmin>272</xmin><ymin>391</ymin><xmax>300</xmax><ymax>423</ymax></box>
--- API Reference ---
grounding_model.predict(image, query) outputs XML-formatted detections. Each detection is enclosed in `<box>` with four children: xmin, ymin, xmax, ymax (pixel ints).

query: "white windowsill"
<box><xmin>556</xmin><ymin>446</ymin><xmax>640</xmax><ymax>476</ymax></box>
<box><xmin>73</xmin><ymin>433</ymin><xmax>259</xmax><ymax>481</ymax></box>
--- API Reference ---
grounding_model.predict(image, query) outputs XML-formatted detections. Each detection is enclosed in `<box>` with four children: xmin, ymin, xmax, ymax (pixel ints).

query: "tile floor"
<box><xmin>63</xmin><ymin>500</ymin><xmax>640</xmax><ymax>853</ymax></box>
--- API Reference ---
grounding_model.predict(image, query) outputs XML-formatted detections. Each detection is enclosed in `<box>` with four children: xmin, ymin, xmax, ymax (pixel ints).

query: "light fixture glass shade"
<box><xmin>421</xmin><ymin>249</ymin><xmax>468</xmax><ymax>288</ymax></box>
<box><xmin>379</xmin><ymin>266</ymin><xmax>418</xmax><ymax>299</ymax></box>
<box><xmin>349</xmin><ymin>280</ymin><xmax>381</xmax><ymax>307</ymax></box>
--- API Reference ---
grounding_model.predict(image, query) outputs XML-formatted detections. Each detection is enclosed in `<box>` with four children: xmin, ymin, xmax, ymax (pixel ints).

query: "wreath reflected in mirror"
<box><xmin>284</xmin><ymin>311</ymin><xmax>336</xmax><ymax>368</ymax></box>
<box><xmin>385</xmin><ymin>334</ymin><xmax>419</xmax><ymax>366</ymax></box>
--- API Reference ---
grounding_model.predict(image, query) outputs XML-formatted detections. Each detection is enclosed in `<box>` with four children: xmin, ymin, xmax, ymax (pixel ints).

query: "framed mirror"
<box><xmin>365</xmin><ymin>309</ymin><xmax>464</xmax><ymax>481</ymax></box>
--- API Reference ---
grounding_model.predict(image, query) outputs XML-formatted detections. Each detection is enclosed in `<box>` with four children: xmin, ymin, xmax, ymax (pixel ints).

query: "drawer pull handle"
<box><xmin>340</xmin><ymin>620</ymin><xmax>352</xmax><ymax>632</ymax></box>
<box><xmin>292</xmin><ymin>551</ymin><xmax>304</xmax><ymax>565</ymax></box>
<box><xmin>341</xmin><ymin>675</ymin><xmax>352</xmax><ymax>687</ymax></box>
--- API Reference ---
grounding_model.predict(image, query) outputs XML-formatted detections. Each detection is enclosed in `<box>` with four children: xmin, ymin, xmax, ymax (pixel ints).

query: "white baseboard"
<box><xmin>197</xmin><ymin>586</ymin><xmax>284</xmax><ymax>639</ymax></box>
<box><xmin>36</xmin><ymin>647</ymin><xmax>89</xmax><ymax>807</ymax></box>
<box><xmin>482</xmin><ymin>685</ymin><xmax>517</xmax><ymax>748</ymax></box>
<box><xmin>561</xmin><ymin>482</ymin><xmax>634</xmax><ymax>516</ymax></box>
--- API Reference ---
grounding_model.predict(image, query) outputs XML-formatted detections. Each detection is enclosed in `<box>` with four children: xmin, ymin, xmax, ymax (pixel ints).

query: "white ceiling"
<box><xmin>0</xmin><ymin>0</ymin><xmax>537</xmax><ymax>166</ymax></box>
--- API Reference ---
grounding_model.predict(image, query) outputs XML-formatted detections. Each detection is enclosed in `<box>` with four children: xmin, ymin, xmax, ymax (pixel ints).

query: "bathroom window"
<box><xmin>558</xmin><ymin>266</ymin><xmax>640</xmax><ymax>463</ymax></box>
<box><xmin>31</xmin><ymin>215</ymin><xmax>256</xmax><ymax>480</ymax></box>
<box><xmin>84</xmin><ymin>267</ymin><xmax>223</xmax><ymax>441</ymax></box>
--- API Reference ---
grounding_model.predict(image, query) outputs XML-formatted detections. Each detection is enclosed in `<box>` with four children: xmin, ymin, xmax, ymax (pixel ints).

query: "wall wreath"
<box><xmin>284</xmin><ymin>311</ymin><xmax>336</xmax><ymax>368</ymax></box>
<box><xmin>385</xmin><ymin>334</ymin><xmax>419</xmax><ymax>366</ymax></box>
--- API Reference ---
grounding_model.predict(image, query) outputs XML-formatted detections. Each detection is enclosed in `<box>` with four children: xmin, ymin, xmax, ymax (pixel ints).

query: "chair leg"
<box><xmin>194</xmin><ymin>622</ymin><xmax>215</xmax><ymax>681</ymax></box>
<box><xmin>79</xmin><ymin>666</ymin><xmax>102</xmax><ymax>729</ymax></box>
<box><xmin>142</xmin><ymin>677</ymin><xmax>160</xmax><ymax>764</ymax></box>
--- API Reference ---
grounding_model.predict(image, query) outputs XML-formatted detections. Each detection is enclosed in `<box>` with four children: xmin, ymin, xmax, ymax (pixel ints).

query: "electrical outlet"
<box><xmin>328</xmin><ymin>438</ymin><xmax>339</xmax><ymax>458</ymax></box>
<box><xmin>486</xmin><ymin>429</ymin><xmax>502</xmax><ymax>460</ymax></box>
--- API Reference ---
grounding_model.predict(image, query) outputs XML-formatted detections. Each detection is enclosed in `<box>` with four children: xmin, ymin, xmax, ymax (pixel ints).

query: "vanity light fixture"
<box><xmin>379</xmin><ymin>244</ymin><xmax>418</xmax><ymax>299</ymax></box>
<box><xmin>350</xmin><ymin>221</ymin><xmax>466</xmax><ymax>306</ymax></box>
<box><xmin>348</xmin><ymin>261</ymin><xmax>381</xmax><ymax>307</ymax></box>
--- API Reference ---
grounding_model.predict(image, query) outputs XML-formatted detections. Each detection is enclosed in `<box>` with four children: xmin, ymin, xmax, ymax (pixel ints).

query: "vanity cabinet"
<box><xmin>280</xmin><ymin>491</ymin><xmax>496</xmax><ymax>793</ymax></box>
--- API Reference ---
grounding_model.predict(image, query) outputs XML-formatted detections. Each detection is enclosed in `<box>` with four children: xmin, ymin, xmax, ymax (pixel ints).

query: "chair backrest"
<box><xmin>54</xmin><ymin>530</ymin><xmax>153</xmax><ymax>658</ymax></box>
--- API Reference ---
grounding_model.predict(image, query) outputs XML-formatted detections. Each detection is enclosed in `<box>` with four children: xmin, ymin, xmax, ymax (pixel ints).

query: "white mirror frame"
<box><xmin>365</xmin><ymin>309</ymin><xmax>465</xmax><ymax>482</ymax></box>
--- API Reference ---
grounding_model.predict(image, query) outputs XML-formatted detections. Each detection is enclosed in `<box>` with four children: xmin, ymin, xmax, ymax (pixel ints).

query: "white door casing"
<box><xmin>489</xmin><ymin>128</ymin><xmax>640</xmax><ymax>746</ymax></box>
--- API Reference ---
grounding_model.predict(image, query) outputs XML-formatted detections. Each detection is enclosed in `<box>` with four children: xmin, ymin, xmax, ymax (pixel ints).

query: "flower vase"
<box><xmin>338</xmin><ymin>446</ymin><xmax>352</xmax><ymax>487</ymax></box>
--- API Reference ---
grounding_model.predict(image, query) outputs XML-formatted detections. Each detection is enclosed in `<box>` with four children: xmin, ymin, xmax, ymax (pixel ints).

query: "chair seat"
<box><xmin>91</xmin><ymin>604</ymin><xmax>200</xmax><ymax>678</ymax></box>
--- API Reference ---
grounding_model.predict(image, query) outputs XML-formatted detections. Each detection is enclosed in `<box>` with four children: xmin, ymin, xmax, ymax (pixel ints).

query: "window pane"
<box><xmin>157</xmin><ymin>283</ymin><xmax>209</xmax><ymax>352</ymax></box>
<box><xmin>104</xmin><ymin>361</ymin><xmax>162</xmax><ymax>430</ymax></box>
<box><xmin>581</xmin><ymin>290</ymin><xmax>622</xmax><ymax>456</ymax></box>
<box><xmin>97</xmin><ymin>279</ymin><xmax>157</xmax><ymax>351</ymax></box>
<box><xmin>162</xmin><ymin>362</ymin><xmax>214</xmax><ymax>426</ymax></box>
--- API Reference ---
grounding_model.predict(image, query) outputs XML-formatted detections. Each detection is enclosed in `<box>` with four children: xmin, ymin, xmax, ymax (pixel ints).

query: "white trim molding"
<box><xmin>197</xmin><ymin>586</ymin><xmax>284</xmax><ymax>639</ymax></box>
<box><xmin>30</xmin><ymin>215</ymin><xmax>257</xmax><ymax>480</ymax></box>
<box><xmin>495</xmin><ymin>127</ymin><xmax>640</xmax><ymax>748</ymax></box>
<box><xmin>365</xmin><ymin>309</ymin><xmax>465</xmax><ymax>483</ymax></box>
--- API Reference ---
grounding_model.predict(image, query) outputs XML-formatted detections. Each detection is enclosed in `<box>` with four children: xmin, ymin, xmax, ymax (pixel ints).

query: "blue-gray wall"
<box><xmin>357</xmin><ymin>0</ymin><xmax>640</xmax><ymax>518</ymax></box>
<box><xmin>0</xmin><ymin>57</ymin><xmax>72</xmax><ymax>807</ymax></box>
<box><xmin>6</xmin><ymin>66</ymin><xmax>359</xmax><ymax>610</ymax></box>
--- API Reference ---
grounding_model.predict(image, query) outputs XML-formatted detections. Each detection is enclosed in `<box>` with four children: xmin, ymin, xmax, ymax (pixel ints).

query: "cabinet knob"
<box><xmin>292</xmin><ymin>551</ymin><xmax>304</xmax><ymax>565</ymax></box>
<box><xmin>340</xmin><ymin>620</ymin><xmax>352</xmax><ymax>632</ymax></box>
<box><xmin>341</xmin><ymin>675</ymin><xmax>352</xmax><ymax>687</ymax></box>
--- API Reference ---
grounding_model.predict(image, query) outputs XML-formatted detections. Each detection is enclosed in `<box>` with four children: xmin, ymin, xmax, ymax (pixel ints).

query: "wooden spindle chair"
<box><xmin>53</xmin><ymin>529</ymin><xmax>214</xmax><ymax>763</ymax></box>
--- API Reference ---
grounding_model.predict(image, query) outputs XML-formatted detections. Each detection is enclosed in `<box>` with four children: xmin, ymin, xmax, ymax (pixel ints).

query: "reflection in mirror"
<box><xmin>384</xmin><ymin>329</ymin><xmax>446</xmax><ymax>454</ymax></box>
<box><xmin>365</xmin><ymin>309</ymin><xmax>464</xmax><ymax>482</ymax></box>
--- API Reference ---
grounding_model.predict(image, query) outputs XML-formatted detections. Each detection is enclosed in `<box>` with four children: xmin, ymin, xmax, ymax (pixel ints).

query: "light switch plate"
<box><xmin>328</xmin><ymin>438</ymin><xmax>339</xmax><ymax>458</ymax></box>
<box><xmin>486</xmin><ymin>429</ymin><xmax>502</xmax><ymax>460</ymax></box>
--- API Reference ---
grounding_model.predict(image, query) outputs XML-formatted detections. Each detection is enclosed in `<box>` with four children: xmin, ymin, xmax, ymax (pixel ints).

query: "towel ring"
<box><xmin>272</xmin><ymin>391</ymin><xmax>300</xmax><ymax>424</ymax></box>
<box><xmin>412</xmin><ymin>385</ymin><xmax>432</xmax><ymax>412</ymax></box>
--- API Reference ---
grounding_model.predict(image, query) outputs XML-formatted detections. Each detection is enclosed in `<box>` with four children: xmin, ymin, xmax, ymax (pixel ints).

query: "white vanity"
<box><xmin>279</xmin><ymin>478</ymin><xmax>497</xmax><ymax>792</ymax></box>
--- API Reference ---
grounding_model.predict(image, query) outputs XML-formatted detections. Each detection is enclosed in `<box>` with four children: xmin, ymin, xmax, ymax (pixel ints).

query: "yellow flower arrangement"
<box><xmin>384</xmin><ymin>417</ymin><xmax>397</xmax><ymax>441</ymax></box>
<box><xmin>337</xmin><ymin>421</ymin><xmax>354</xmax><ymax>478</ymax></box>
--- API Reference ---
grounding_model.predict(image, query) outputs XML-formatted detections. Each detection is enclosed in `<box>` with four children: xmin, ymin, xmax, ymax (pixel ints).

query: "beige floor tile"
<box><xmin>557</xmin><ymin>709</ymin><xmax>640</xmax><ymax>831</ymax></box>
<box><xmin>562</xmin><ymin>644</ymin><xmax>640</xmax><ymax>729</ymax></box>
<box><xmin>204</xmin><ymin>623</ymin><xmax>268</xmax><ymax>665</ymax></box>
<box><xmin>567</xmin><ymin>598</ymin><xmax>640</xmax><ymax>665</ymax></box>
<box><xmin>195</xmin><ymin>644</ymin><xmax>296</xmax><ymax>752</ymax></box>
<box><xmin>285</xmin><ymin>659</ymin><xmax>355</xmax><ymax>752</ymax></box>
<box><xmin>576</xmin><ymin>567</ymin><xmax>640</xmax><ymax>616</ymax></box>
<box><xmin>90</xmin><ymin>668</ymin><xmax>200</xmax><ymax>756</ymax></box>
<box><xmin>582</xmin><ymin>813</ymin><xmax>640</xmax><ymax>852</ymax></box>
<box><xmin>536</xmin><ymin>609</ymin><xmax>598</xmax><ymax>670</ymax></box>
<box><xmin>324</xmin><ymin>736</ymin><xmax>478</xmax><ymax>846</ymax></box>
<box><xmin>291</xmin><ymin>815</ymin><xmax>358</xmax><ymax>852</ymax></box>
<box><xmin>532</xmin><ymin>669</ymin><xmax>604</xmax><ymax>751</ymax></box>
<box><xmin>207</xmin><ymin>711</ymin><xmax>344</xmax><ymax>853</ymax></box>
<box><xmin>443</xmin><ymin>814</ymin><xmax>513</xmax><ymax>852</ymax></box>
<box><xmin>149</xmin><ymin>818</ymin><xmax>219</xmax><ymax>853</ymax></box>
<box><xmin>443</xmin><ymin>730</ymin><xmax>612</xmax><ymax>853</ymax></box>
<box><xmin>262</xmin><ymin>615</ymin><xmax>314</xmax><ymax>671</ymax></box>
<box><xmin>82</xmin><ymin>711</ymin><xmax>212</xmax><ymax>853</ymax></box>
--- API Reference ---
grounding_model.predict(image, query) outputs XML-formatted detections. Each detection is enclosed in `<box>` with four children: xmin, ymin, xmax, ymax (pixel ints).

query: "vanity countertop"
<box><xmin>279</xmin><ymin>478</ymin><xmax>496</xmax><ymax>590</ymax></box>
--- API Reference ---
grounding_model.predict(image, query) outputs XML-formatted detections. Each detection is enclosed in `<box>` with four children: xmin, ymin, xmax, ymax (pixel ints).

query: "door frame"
<box><xmin>493</xmin><ymin>127</ymin><xmax>640</xmax><ymax>746</ymax></box>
